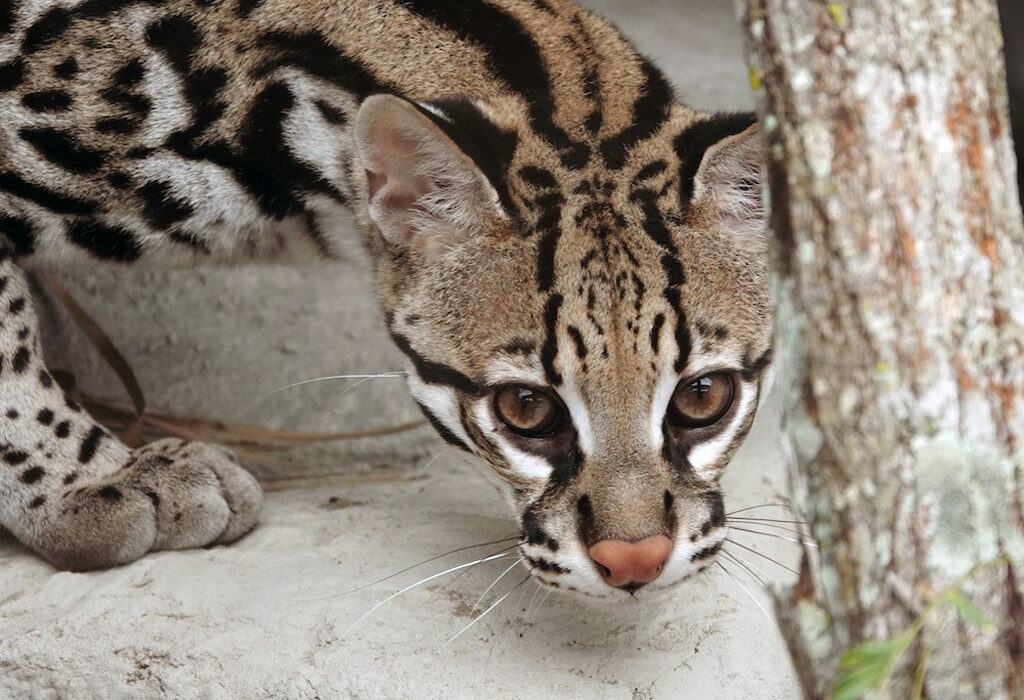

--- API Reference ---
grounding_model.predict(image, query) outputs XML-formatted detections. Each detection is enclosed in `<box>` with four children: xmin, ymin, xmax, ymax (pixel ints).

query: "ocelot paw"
<box><xmin>39</xmin><ymin>438</ymin><xmax>262</xmax><ymax>570</ymax></box>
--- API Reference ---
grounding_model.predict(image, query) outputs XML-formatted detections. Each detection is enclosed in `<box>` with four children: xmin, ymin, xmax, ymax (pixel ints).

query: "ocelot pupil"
<box><xmin>668</xmin><ymin>373</ymin><xmax>734</xmax><ymax>427</ymax></box>
<box><xmin>494</xmin><ymin>385</ymin><xmax>562</xmax><ymax>436</ymax></box>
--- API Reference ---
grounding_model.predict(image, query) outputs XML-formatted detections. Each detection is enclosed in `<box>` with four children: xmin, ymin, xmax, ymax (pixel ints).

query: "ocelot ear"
<box><xmin>353</xmin><ymin>94</ymin><xmax>514</xmax><ymax>254</ymax></box>
<box><xmin>684</xmin><ymin>117</ymin><xmax>764</xmax><ymax>240</ymax></box>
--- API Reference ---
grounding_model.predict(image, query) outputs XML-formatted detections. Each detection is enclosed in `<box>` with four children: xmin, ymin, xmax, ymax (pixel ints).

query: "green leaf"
<box><xmin>831</xmin><ymin>639</ymin><xmax>906</xmax><ymax>700</ymax></box>
<box><xmin>945</xmin><ymin>589</ymin><xmax>995</xmax><ymax>631</ymax></box>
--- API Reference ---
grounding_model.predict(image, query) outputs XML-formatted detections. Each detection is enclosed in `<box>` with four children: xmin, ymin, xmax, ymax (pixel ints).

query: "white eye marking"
<box><xmin>650</xmin><ymin>354</ymin><xmax>677</xmax><ymax>450</ymax></box>
<box><xmin>483</xmin><ymin>358</ymin><xmax>546</xmax><ymax>387</ymax></box>
<box><xmin>405</xmin><ymin>371</ymin><xmax>472</xmax><ymax>450</ymax></box>
<box><xmin>558</xmin><ymin>376</ymin><xmax>593</xmax><ymax>457</ymax></box>
<box><xmin>686</xmin><ymin>383</ymin><xmax>757</xmax><ymax>476</ymax></box>
<box><xmin>471</xmin><ymin>401</ymin><xmax>552</xmax><ymax>480</ymax></box>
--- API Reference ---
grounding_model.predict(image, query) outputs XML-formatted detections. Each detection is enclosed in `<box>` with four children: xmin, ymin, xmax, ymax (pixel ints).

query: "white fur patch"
<box><xmin>471</xmin><ymin>401</ymin><xmax>552</xmax><ymax>481</ymax></box>
<box><xmin>405</xmin><ymin>372</ymin><xmax>473</xmax><ymax>451</ymax></box>
<box><xmin>686</xmin><ymin>382</ymin><xmax>757</xmax><ymax>477</ymax></box>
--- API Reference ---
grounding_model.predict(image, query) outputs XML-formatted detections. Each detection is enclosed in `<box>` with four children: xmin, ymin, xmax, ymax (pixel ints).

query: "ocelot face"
<box><xmin>356</xmin><ymin>95</ymin><xmax>771</xmax><ymax>600</ymax></box>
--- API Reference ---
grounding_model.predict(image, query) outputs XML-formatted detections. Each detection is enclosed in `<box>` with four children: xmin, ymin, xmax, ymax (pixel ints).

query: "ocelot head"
<box><xmin>353</xmin><ymin>93</ymin><xmax>771</xmax><ymax>600</ymax></box>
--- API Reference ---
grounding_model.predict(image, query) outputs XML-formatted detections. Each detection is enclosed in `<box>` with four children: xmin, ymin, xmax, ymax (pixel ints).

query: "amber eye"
<box><xmin>667</xmin><ymin>373</ymin><xmax>735</xmax><ymax>428</ymax></box>
<box><xmin>493</xmin><ymin>385</ymin><xmax>565</xmax><ymax>437</ymax></box>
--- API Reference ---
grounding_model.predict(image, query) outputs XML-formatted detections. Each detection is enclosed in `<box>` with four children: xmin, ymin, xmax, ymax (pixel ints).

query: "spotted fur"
<box><xmin>0</xmin><ymin>0</ymin><xmax>771</xmax><ymax>596</ymax></box>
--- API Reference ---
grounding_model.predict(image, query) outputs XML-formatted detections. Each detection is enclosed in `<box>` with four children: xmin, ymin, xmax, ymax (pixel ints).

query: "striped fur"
<box><xmin>0</xmin><ymin>0</ymin><xmax>772</xmax><ymax>596</ymax></box>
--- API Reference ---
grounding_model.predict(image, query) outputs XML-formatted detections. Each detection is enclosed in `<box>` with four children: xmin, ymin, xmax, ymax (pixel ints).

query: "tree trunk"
<box><xmin>735</xmin><ymin>0</ymin><xmax>1024</xmax><ymax>697</ymax></box>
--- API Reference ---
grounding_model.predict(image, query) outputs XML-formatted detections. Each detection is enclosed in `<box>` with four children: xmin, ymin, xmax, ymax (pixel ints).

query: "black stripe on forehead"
<box><xmin>674</xmin><ymin>112</ymin><xmax>757</xmax><ymax>217</ymax></box>
<box><xmin>540</xmin><ymin>293</ymin><xmax>563</xmax><ymax>385</ymax></box>
<box><xmin>388</xmin><ymin>330</ymin><xmax>481</xmax><ymax>396</ymax></box>
<box><xmin>414</xmin><ymin>97</ymin><xmax>520</xmax><ymax>219</ymax></box>
<box><xmin>397</xmin><ymin>0</ymin><xmax>589</xmax><ymax>169</ymax></box>
<box><xmin>600</xmin><ymin>58</ymin><xmax>675</xmax><ymax>169</ymax></box>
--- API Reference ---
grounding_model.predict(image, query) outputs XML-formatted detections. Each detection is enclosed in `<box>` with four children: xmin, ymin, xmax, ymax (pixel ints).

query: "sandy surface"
<box><xmin>1</xmin><ymin>2</ymin><xmax>802</xmax><ymax>697</ymax></box>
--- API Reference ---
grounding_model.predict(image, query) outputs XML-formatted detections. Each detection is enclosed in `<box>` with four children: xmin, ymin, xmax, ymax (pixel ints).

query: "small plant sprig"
<box><xmin>830</xmin><ymin>557</ymin><xmax>1008</xmax><ymax>700</ymax></box>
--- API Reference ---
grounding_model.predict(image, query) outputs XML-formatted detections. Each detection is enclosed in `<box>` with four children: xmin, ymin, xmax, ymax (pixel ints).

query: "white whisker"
<box><xmin>719</xmin><ymin>548</ymin><xmax>767</xmax><ymax>587</ymax></box>
<box><xmin>728</xmin><ymin>525</ymin><xmax>818</xmax><ymax>548</ymax></box>
<box><xmin>259</xmin><ymin>371</ymin><xmax>407</xmax><ymax>399</ymax></box>
<box><xmin>724</xmin><ymin>538</ymin><xmax>799</xmax><ymax>576</ymax></box>
<box><xmin>725</xmin><ymin>503</ymin><xmax>794</xmax><ymax>517</ymax></box>
<box><xmin>716</xmin><ymin>561</ymin><xmax>771</xmax><ymax>622</ymax></box>
<box><xmin>727</xmin><ymin>516</ymin><xmax>807</xmax><ymax>525</ymax></box>
<box><xmin>345</xmin><ymin>552</ymin><xmax>513</xmax><ymax>633</ymax></box>
<box><xmin>437</xmin><ymin>575</ymin><xmax>531</xmax><ymax>651</ymax></box>
<box><xmin>472</xmin><ymin>558</ymin><xmax>524</xmax><ymax>614</ymax></box>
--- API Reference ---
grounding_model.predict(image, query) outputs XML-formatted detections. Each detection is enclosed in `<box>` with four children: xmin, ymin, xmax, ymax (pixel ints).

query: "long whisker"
<box><xmin>471</xmin><ymin>558</ymin><xmax>524</xmax><ymax>614</ymax></box>
<box><xmin>344</xmin><ymin>552</ymin><xmax>514</xmax><ymax>632</ymax></box>
<box><xmin>725</xmin><ymin>503</ymin><xmax>794</xmax><ymax>517</ymax></box>
<box><xmin>437</xmin><ymin>574</ymin><xmax>532</xmax><ymax>651</ymax></box>
<box><xmin>431</xmin><ymin>542</ymin><xmax>522</xmax><ymax>598</ymax></box>
<box><xmin>727</xmin><ymin>516</ymin><xmax>807</xmax><ymax>525</ymax></box>
<box><xmin>719</xmin><ymin>548</ymin><xmax>767</xmax><ymax>587</ymax></box>
<box><xmin>259</xmin><ymin>371</ymin><xmax>407</xmax><ymax>399</ymax></box>
<box><xmin>728</xmin><ymin>525</ymin><xmax>818</xmax><ymax>549</ymax></box>
<box><xmin>716</xmin><ymin>561</ymin><xmax>771</xmax><ymax>621</ymax></box>
<box><xmin>340</xmin><ymin>534</ymin><xmax>519</xmax><ymax>596</ymax></box>
<box><xmin>724</xmin><ymin>538</ymin><xmax>799</xmax><ymax>576</ymax></box>
<box><xmin>533</xmin><ymin>588</ymin><xmax>555</xmax><ymax>621</ymax></box>
<box><xmin>727</xmin><ymin>519</ymin><xmax>808</xmax><ymax>536</ymax></box>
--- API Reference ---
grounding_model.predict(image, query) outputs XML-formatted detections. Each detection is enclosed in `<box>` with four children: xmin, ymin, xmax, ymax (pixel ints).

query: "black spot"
<box><xmin>576</xmin><ymin>494</ymin><xmax>593</xmax><ymax>519</ymax></box>
<box><xmin>664</xmin><ymin>490</ymin><xmax>674</xmax><ymax>512</ymax></box>
<box><xmin>142</xmin><ymin>488</ymin><xmax>160</xmax><ymax>507</ymax></box>
<box><xmin>520</xmin><ymin>508</ymin><xmax>550</xmax><ymax>546</ymax></box>
<box><xmin>700</xmin><ymin>491</ymin><xmax>725</xmax><ymax>534</ymax></box>
<box><xmin>500</xmin><ymin>339</ymin><xmax>535</xmax><ymax>355</ymax></box>
<box><xmin>650</xmin><ymin>313</ymin><xmax>665</xmax><ymax>353</ymax></box>
<box><xmin>12</xmin><ymin>346</ymin><xmax>29</xmax><ymax>373</ymax></box>
<box><xmin>19</xmin><ymin>127</ymin><xmax>105</xmax><ymax>174</ymax></box>
<box><xmin>95</xmin><ymin>116</ymin><xmax>141</xmax><ymax>135</ymax></box>
<box><xmin>0</xmin><ymin>215</ymin><xmax>37</xmax><ymax>256</ymax></box>
<box><xmin>22</xmin><ymin>7</ymin><xmax>71</xmax><ymax>54</ymax></box>
<box><xmin>0</xmin><ymin>0</ymin><xmax>15</xmax><ymax>35</ymax></box>
<box><xmin>633</xmin><ymin>160</ymin><xmax>668</xmax><ymax>185</ymax></box>
<box><xmin>0</xmin><ymin>57</ymin><xmax>24</xmax><ymax>91</ymax></box>
<box><xmin>17</xmin><ymin>327</ymin><xmax>28</xmax><ymax>340</ymax></box>
<box><xmin>66</xmin><ymin>219</ymin><xmax>142</xmax><ymax>262</ymax></box>
<box><xmin>4</xmin><ymin>450</ymin><xmax>29</xmax><ymax>465</ymax></box>
<box><xmin>106</xmin><ymin>172</ymin><xmax>132</xmax><ymax>190</ymax></box>
<box><xmin>714</xmin><ymin>326</ymin><xmax>729</xmax><ymax>340</ymax></box>
<box><xmin>314</xmin><ymin>99</ymin><xmax>347</xmax><ymax>125</ymax></box>
<box><xmin>518</xmin><ymin>165</ymin><xmax>557</xmax><ymax>190</ymax></box>
<box><xmin>546</xmin><ymin>538</ymin><xmax>559</xmax><ymax>552</ymax></box>
<box><xmin>145</xmin><ymin>15</ymin><xmax>200</xmax><ymax>74</ymax></box>
<box><xmin>567</xmin><ymin>325</ymin><xmax>587</xmax><ymax>360</ymax></box>
<box><xmin>8</xmin><ymin>296</ymin><xmax>24</xmax><ymax>314</ymax></box>
<box><xmin>0</xmin><ymin>172</ymin><xmax>96</xmax><ymax>215</ymax></box>
<box><xmin>28</xmin><ymin>495</ymin><xmax>46</xmax><ymax>509</ymax></box>
<box><xmin>78</xmin><ymin>426</ymin><xmax>103</xmax><ymax>463</ymax></box>
<box><xmin>237</xmin><ymin>0</ymin><xmax>262</xmax><ymax>16</ymax></box>
<box><xmin>65</xmin><ymin>396</ymin><xmax>81</xmax><ymax>411</ymax></box>
<box><xmin>112</xmin><ymin>58</ymin><xmax>145</xmax><ymax>86</ymax></box>
<box><xmin>22</xmin><ymin>90</ymin><xmax>72</xmax><ymax>112</ymax></box>
<box><xmin>5</xmin><ymin>409</ymin><xmax>18</xmax><ymax>419</ymax></box>
<box><xmin>138</xmin><ymin>181</ymin><xmax>195</xmax><ymax>229</ymax></box>
<box><xmin>20</xmin><ymin>466</ymin><xmax>44</xmax><ymax>483</ymax></box>
<box><xmin>98</xmin><ymin>485</ymin><xmax>121</xmax><ymax>502</ymax></box>
<box><xmin>36</xmin><ymin>408</ymin><xmax>54</xmax><ymax>425</ymax></box>
<box><xmin>674</xmin><ymin>112</ymin><xmax>757</xmax><ymax>217</ymax></box>
<box><xmin>100</xmin><ymin>85</ymin><xmax>151</xmax><ymax>117</ymax></box>
<box><xmin>63</xmin><ymin>471</ymin><xmax>78</xmax><ymax>485</ymax></box>
<box><xmin>691</xmin><ymin>542</ymin><xmax>722</xmax><ymax>560</ymax></box>
<box><xmin>54</xmin><ymin>421</ymin><xmax>70</xmax><ymax>438</ymax></box>
<box><xmin>54</xmin><ymin>58</ymin><xmax>79</xmax><ymax>79</ymax></box>
<box><xmin>526</xmin><ymin>555</ymin><xmax>569</xmax><ymax>574</ymax></box>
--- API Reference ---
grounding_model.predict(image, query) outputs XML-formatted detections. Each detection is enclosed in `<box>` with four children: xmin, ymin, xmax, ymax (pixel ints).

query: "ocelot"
<box><xmin>0</xmin><ymin>0</ymin><xmax>771</xmax><ymax>600</ymax></box>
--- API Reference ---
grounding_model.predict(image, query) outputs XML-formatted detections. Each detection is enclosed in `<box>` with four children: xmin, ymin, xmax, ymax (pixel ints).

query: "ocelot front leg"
<box><xmin>0</xmin><ymin>255</ymin><xmax>261</xmax><ymax>570</ymax></box>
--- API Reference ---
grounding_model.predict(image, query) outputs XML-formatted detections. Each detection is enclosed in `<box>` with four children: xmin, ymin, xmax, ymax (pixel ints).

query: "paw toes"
<box><xmin>208</xmin><ymin>460</ymin><xmax>262</xmax><ymax>544</ymax></box>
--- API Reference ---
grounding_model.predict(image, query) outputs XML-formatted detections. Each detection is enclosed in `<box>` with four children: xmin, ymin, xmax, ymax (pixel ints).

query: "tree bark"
<box><xmin>736</xmin><ymin>0</ymin><xmax>1024</xmax><ymax>697</ymax></box>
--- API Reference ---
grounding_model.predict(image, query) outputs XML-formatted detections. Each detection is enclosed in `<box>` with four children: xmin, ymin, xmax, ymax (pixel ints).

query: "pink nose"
<box><xmin>588</xmin><ymin>535</ymin><xmax>672</xmax><ymax>589</ymax></box>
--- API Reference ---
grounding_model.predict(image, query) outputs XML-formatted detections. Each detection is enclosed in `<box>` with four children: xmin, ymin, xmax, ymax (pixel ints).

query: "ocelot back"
<box><xmin>0</xmin><ymin>0</ymin><xmax>771</xmax><ymax>600</ymax></box>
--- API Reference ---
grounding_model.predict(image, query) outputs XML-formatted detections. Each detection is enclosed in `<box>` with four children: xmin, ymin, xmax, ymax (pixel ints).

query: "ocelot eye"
<box><xmin>492</xmin><ymin>385</ymin><xmax>565</xmax><ymax>437</ymax></box>
<box><xmin>667</xmin><ymin>373</ymin><xmax>734</xmax><ymax>428</ymax></box>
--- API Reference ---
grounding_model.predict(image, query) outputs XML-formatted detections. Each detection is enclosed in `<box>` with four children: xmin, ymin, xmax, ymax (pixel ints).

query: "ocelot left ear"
<box><xmin>353</xmin><ymin>94</ymin><xmax>514</xmax><ymax>255</ymax></box>
<box><xmin>686</xmin><ymin>120</ymin><xmax>765</xmax><ymax>242</ymax></box>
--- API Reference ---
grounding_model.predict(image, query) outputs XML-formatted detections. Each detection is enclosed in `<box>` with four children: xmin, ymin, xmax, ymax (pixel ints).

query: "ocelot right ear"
<box><xmin>353</xmin><ymin>94</ymin><xmax>515</xmax><ymax>256</ymax></box>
